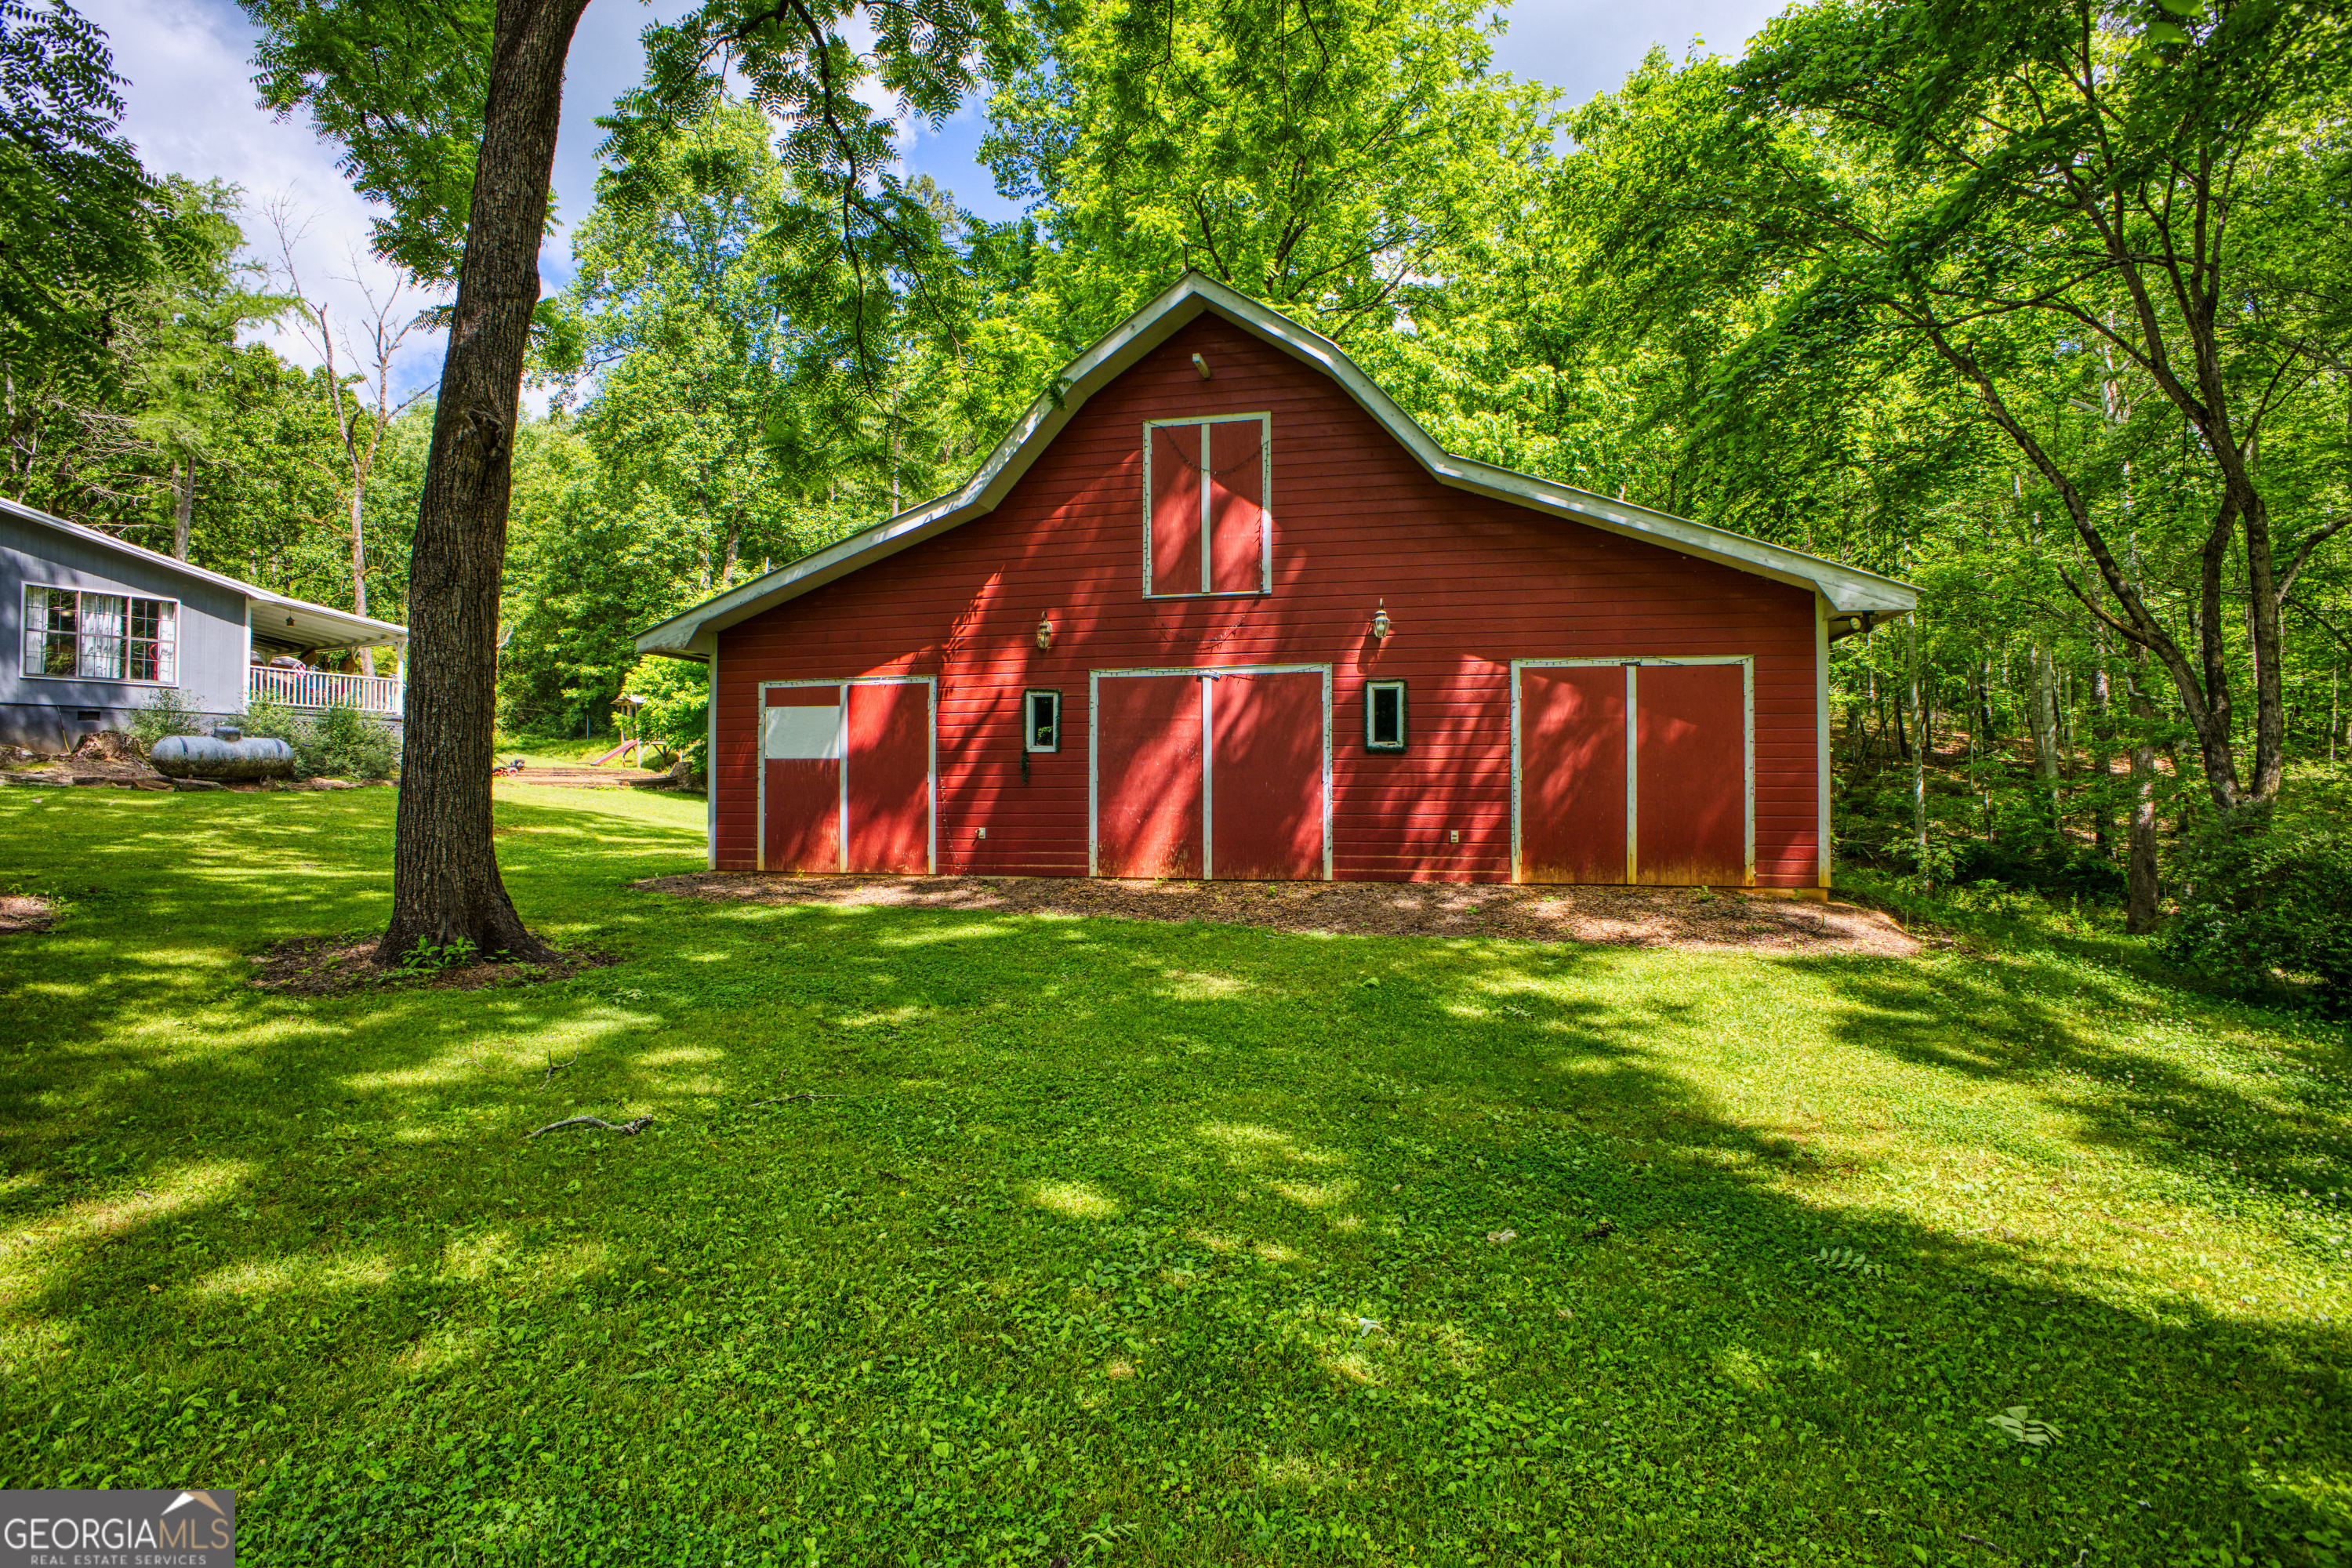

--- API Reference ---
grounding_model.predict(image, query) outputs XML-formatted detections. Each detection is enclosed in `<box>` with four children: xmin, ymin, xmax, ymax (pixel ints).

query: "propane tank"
<box><xmin>150</xmin><ymin>734</ymin><xmax>298</xmax><ymax>781</ymax></box>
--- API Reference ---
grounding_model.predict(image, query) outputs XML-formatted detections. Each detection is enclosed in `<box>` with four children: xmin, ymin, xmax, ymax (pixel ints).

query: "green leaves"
<box><xmin>239</xmin><ymin>0</ymin><xmax>495</xmax><ymax>281</ymax></box>
<box><xmin>1985</xmin><ymin>1404</ymin><xmax>2062</xmax><ymax>1446</ymax></box>
<box><xmin>0</xmin><ymin>0</ymin><xmax>161</xmax><ymax>379</ymax></box>
<box><xmin>1811</xmin><ymin>1246</ymin><xmax>1882</xmax><ymax>1277</ymax></box>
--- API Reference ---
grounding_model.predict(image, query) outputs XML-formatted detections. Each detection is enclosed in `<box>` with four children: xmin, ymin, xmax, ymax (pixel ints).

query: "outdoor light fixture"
<box><xmin>1036</xmin><ymin>614</ymin><xmax>1054</xmax><ymax>650</ymax></box>
<box><xmin>1371</xmin><ymin>601</ymin><xmax>1392</xmax><ymax>641</ymax></box>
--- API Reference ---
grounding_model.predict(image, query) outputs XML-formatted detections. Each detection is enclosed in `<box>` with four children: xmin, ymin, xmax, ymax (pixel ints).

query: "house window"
<box><xmin>1365</xmin><ymin>680</ymin><xmax>1407</xmax><ymax>753</ymax></box>
<box><xmin>1024</xmin><ymin>689</ymin><xmax>1061</xmax><ymax>753</ymax></box>
<box><xmin>22</xmin><ymin>586</ymin><xmax>176</xmax><ymax>683</ymax></box>
<box><xmin>1144</xmin><ymin>414</ymin><xmax>1269</xmax><ymax>597</ymax></box>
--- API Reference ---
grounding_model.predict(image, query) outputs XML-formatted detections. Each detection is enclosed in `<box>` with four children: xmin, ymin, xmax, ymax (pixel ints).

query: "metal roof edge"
<box><xmin>1</xmin><ymin>494</ymin><xmax>409</xmax><ymax>641</ymax></box>
<box><xmin>633</xmin><ymin>271</ymin><xmax>1915</xmax><ymax>654</ymax></box>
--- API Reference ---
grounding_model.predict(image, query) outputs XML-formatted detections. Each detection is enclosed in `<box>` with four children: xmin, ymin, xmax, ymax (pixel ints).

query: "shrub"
<box><xmin>235</xmin><ymin>696</ymin><xmax>401</xmax><ymax>781</ymax></box>
<box><xmin>619</xmin><ymin>656</ymin><xmax>707</xmax><ymax>772</ymax></box>
<box><xmin>2161</xmin><ymin>803</ymin><xmax>2352</xmax><ymax>1008</ymax></box>
<box><xmin>129</xmin><ymin>687</ymin><xmax>206</xmax><ymax>750</ymax></box>
<box><xmin>310</xmin><ymin>702</ymin><xmax>401</xmax><ymax>780</ymax></box>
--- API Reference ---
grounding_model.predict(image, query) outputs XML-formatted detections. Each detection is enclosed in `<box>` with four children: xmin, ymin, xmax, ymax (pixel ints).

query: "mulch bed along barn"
<box><xmin>633</xmin><ymin>873</ymin><xmax>1921</xmax><ymax>956</ymax></box>
<box><xmin>252</xmin><ymin>935</ymin><xmax>617</xmax><ymax>995</ymax></box>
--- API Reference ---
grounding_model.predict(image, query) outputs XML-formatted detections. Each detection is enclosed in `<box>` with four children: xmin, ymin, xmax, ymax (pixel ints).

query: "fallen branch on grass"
<box><xmin>1955</xmin><ymin>1535</ymin><xmax>2016</xmax><ymax>1559</ymax></box>
<box><xmin>542</xmin><ymin>1047</ymin><xmax>580</xmax><ymax>1088</ymax></box>
<box><xmin>528</xmin><ymin>1114</ymin><xmax>654</xmax><ymax>1139</ymax></box>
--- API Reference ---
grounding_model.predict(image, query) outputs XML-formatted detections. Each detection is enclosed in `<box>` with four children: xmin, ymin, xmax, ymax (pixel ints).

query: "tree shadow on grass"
<box><xmin>2</xmin><ymin>820</ymin><xmax>2348</xmax><ymax>1564</ymax></box>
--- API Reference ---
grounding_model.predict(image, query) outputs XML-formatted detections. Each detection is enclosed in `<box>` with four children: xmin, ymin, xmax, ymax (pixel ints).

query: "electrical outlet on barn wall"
<box><xmin>1450</xmin><ymin>829</ymin><xmax>1460</xmax><ymax>844</ymax></box>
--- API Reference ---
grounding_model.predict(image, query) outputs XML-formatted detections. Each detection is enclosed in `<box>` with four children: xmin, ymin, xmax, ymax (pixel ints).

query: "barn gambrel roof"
<box><xmin>636</xmin><ymin>272</ymin><xmax>1917</xmax><ymax>657</ymax></box>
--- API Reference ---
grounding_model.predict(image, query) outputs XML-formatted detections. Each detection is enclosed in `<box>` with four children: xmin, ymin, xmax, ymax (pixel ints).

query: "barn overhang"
<box><xmin>635</xmin><ymin>272</ymin><xmax>1917</xmax><ymax>659</ymax></box>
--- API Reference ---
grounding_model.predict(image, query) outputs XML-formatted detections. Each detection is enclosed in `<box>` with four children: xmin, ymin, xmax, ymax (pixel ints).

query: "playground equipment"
<box><xmin>591</xmin><ymin>693</ymin><xmax>651</xmax><ymax>767</ymax></box>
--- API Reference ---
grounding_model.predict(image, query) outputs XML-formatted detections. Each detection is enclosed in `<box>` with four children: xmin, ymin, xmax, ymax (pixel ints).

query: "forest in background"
<box><xmin>9</xmin><ymin>0</ymin><xmax>2350</xmax><ymax>971</ymax></box>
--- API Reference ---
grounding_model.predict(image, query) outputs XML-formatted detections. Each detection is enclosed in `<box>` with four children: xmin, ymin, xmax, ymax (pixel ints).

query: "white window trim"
<box><xmin>1139</xmin><ymin>412</ymin><xmax>1273</xmax><ymax>599</ymax></box>
<box><xmin>1508</xmin><ymin>655</ymin><xmax>1756</xmax><ymax>887</ymax></box>
<box><xmin>20</xmin><ymin>583</ymin><xmax>182</xmax><ymax>687</ymax></box>
<box><xmin>1024</xmin><ymin>688</ymin><xmax>1062</xmax><ymax>753</ymax></box>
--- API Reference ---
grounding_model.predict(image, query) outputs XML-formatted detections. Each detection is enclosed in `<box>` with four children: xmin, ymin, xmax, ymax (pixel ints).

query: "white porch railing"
<box><xmin>249</xmin><ymin>665</ymin><xmax>403</xmax><ymax>716</ymax></box>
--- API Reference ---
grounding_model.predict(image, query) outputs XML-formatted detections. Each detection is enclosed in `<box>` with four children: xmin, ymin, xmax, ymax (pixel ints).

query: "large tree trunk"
<box><xmin>379</xmin><ymin>0</ymin><xmax>590</xmax><ymax>966</ymax></box>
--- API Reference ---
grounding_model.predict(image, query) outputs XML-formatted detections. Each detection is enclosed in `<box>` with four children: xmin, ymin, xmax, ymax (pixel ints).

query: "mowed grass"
<box><xmin>1</xmin><ymin>786</ymin><xmax>2348</xmax><ymax>1567</ymax></box>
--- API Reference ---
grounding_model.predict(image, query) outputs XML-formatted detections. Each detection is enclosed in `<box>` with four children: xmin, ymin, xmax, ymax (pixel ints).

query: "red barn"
<box><xmin>636</xmin><ymin>274</ymin><xmax>1915</xmax><ymax>893</ymax></box>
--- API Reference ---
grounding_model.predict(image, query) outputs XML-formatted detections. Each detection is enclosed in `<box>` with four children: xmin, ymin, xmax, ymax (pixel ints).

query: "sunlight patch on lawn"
<box><xmin>1256</xmin><ymin>1452</ymin><xmax>1357</xmax><ymax>1492</ymax></box>
<box><xmin>1030</xmin><ymin>1180</ymin><xmax>1117</xmax><ymax>1220</ymax></box>
<box><xmin>879</xmin><ymin>923</ymin><xmax>1018</xmax><ymax>947</ymax></box>
<box><xmin>193</xmin><ymin>1249</ymin><xmax>395</xmax><ymax>1300</ymax></box>
<box><xmin>1271</xmin><ymin>1178</ymin><xmax>1357</xmax><ymax>1210</ymax></box>
<box><xmin>1151</xmin><ymin>969</ymin><xmax>1250</xmax><ymax>1000</ymax></box>
<box><xmin>0</xmin><ymin>1160</ymin><xmax>254</xmax><ymax>1298</ymax></box>
<box><xmin>630</xmin><ymin>1045</ymin><xmax>724</xmax><ymax>1068</ymax></box>
<box><xmin>1712</xmin><ymin>1343</ymin><xmax>1774</xmax><ymax>1393</ymax></box>
<box><xmin>1198</xmin><ymin>1122</ymin><xmax>1342</xmax><ymax>1168</ymax></box>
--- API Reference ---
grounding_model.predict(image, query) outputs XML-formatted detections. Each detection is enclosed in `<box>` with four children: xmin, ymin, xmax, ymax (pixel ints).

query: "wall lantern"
<box><xmin>1371</xmin><ymin>601</ymin><xmax>1392</xmax><ymax>641</ymax></box>
<box><xmin>1036</xmin><ymin>614</ymin><xmax>1054</xmax><ymax>651</ymax></box>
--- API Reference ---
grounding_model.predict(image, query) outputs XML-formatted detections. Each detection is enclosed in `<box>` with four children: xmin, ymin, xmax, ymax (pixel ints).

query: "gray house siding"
<box><xmin>1</xmin><ymin>510</ymin><xmax>249</xmax><ymax>750</ymax></box>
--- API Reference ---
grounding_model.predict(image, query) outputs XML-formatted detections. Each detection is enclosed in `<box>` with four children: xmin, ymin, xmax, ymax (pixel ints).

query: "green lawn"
<box><xmin>1</xmin><ymin>786</ymin><xmax>2347</xmax><ymax>1566</ymax></box>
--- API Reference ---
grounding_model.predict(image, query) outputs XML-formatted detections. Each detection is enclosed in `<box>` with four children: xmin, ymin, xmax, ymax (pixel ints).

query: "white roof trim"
<box><xmin>637</xmin><ymin>272</ymin><xmax>1916</xmax><ymax>656</ymax></box>
<box><xmin>2</xmin><ymin>495</ymin><xmax>408</xmax><ymax>648</ymax></box>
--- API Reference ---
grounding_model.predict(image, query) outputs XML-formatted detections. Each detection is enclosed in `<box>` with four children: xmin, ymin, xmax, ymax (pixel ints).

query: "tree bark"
<box><xmin>349</xmin><ymin>485</ymin><xmax>376</xmax><ymax>678</ymax></box>
<box><xmin>379</xmin><ymin>0</ymin><xmax>590</xmax><ymax>966</ymax></box>
<box><xmin>172</xmin><ymin>459</ymin><xmax>192</xmax><ymax>561</ymax></box>
<box><xmin>2028</xmin><ymin>640</ymin><xmax>2060</xmax><ymax>815</ymax></box>
<box><xmin>1907</xmin><ymin>613</ymin><xmax>1927</xmax><ymax>872</ymax></box>
<box><xmin>2124</xmin><ymin>644</ymin><xmax>2161</xmax><ymax>935</ymax></box>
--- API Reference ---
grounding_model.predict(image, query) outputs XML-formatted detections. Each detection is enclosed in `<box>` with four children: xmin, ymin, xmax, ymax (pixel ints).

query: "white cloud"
<box><xmin>85</xmin><ymin>0</ymin><xmax>452</xmax><ymax>400</ymax></box>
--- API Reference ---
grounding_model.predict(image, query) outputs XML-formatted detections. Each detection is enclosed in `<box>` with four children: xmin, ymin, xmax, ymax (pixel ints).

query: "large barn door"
<box><xmin>1516</xmin><ymin>659</ymin><xmax>1752</xmax><ymax>887</ymax></box>
<box><xmin>844</xmin><ymin>679</ymin><xmax>934</xmax><ymax>874</ymax></box>
<box><xmin>1092</xmin><ymin>665</ymin><xmax>1330</xmax><ymax>880</ymax></box>
<box><xmin>761</xmin><ymin>684</ymin><xmax>842</xmax><ymax>873</ymax></box>
<box><xmin>1209</xmin><ymin>670</ymin><xmax>1327</xmax><ymax>880</ymax></box>
<box><xmin>1633</xmin><ymin>664</ymin><xmax>1747</xmax><ymax>885</ymax></box>
<box><xmin>1516</xmin><ymin>666</ymin><xmax>1630</xmax><ymax>884</ymax></box>
<box><xmin>1094</xmin><ymin>673</ymin><xmax>1205</xmax><ymax>878</ymax></box>
<box><xmin>760</xmin><ymin>678</ymin><xmax>934</xmax><ymax>874</ymax></box>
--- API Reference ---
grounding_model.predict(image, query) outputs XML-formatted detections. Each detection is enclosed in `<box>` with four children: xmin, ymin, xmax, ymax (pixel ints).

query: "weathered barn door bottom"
<box><xmin>1513</xmin><ymin>659</ymin><xmax>1752</xmax><ymax>886</ymax></box>
<box><xmin>758</xmin><ymin>677</ymin><xmax>936</xmax><ymax>873</ymax></box>
<box><xmin>1091</xmin><ymin>665</ymin><xmax>1331</xmax><ymax>880</ymax></box>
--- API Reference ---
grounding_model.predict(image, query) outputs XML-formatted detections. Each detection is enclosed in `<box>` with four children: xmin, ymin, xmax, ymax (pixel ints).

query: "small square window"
<box><xmin>1365</xmin><ymin>680</ymin><xmax>1406</xmax><ymax>753</ymax></box>
<box><xmin>1025</xmin><ymin>689</ymin><xmax>1061</xmax><ymax>753</ymax></box>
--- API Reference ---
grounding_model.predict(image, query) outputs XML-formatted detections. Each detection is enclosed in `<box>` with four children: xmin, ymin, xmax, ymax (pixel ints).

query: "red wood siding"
<box><xmin>714</xmin><ymin>312</ymin><xmax>1821</xmax><ymax>884</ymax></box>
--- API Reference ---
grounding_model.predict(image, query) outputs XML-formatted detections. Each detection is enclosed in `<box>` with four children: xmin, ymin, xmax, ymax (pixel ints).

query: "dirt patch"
<box><xmin>2</xmin><ymin>757</ymin><xmax>172</xmax><ymax>789</ymax></box>
<box><xmin>0</xmin><ymin>895</ymin><xmax>56</xmax><ymax>935</ymax></box>
<box><xmin>632</xmin><ymin>873</ymin><xmax>1921</xmax><ymax>956</ymax></box>
<box><xmin>252</xmin><ymin>934</ymin><xmax>618</xmax><ymax>995</ymax></box>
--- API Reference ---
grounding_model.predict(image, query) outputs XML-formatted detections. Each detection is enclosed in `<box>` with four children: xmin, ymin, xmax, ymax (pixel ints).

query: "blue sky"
<box><xmin>85</xmin><ymin>0</ymin><xmax>1784</xmax><ymax>392</ymax></box>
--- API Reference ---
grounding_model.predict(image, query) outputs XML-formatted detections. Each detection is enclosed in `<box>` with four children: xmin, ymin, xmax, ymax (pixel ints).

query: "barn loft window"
<box><xmin>1144</xmin><ymin>413</ymin><xmax>1270</xmax><ymax>597</ymax></box>
<box><xmin>1024</xmin><ymin>689</ymin><xmax>1061</xmax><ymax>752</ymax></box>
<box><xmin>1365</xmin><ymin>680</ymin><xmax>1407</xmax><ymax>753</ymax></box>
<box><xmin>22</xmin><ymin>586</ymin><xmax>176</xmax><ymax>683</ymax></box>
